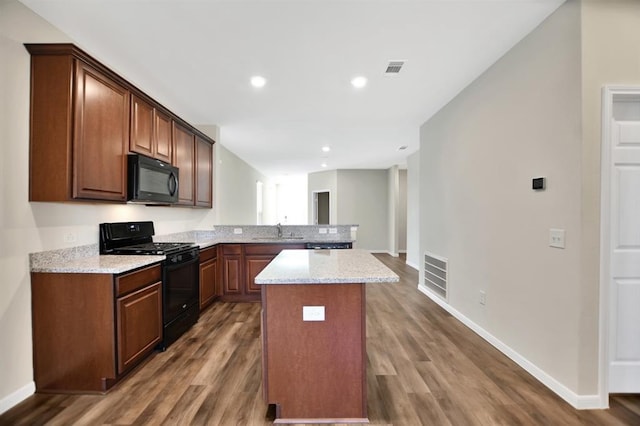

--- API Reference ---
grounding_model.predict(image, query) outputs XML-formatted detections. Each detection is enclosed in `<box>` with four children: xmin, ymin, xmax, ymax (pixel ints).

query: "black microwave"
<box><xmin>128</xmin><ymin>154</ymin><xmax>179</xmax><ymax>204</ymax></box>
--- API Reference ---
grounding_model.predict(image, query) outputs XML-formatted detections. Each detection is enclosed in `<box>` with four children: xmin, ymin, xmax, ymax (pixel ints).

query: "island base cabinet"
<box><xmin>261</xmin><ymin>283</ymin><xmax>367</xmax><ymax>423</ymax></box>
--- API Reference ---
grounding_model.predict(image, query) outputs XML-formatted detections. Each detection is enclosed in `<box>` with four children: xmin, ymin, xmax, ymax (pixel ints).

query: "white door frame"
<box><xmin>598</xmin><ymin>85</ymin><xmax>640</xmax><ymax>407</ymax></box>
<box><xmin>312</xmin><ymin>190</ymin><xmax>331</xmax><ymax>225</ymax></box>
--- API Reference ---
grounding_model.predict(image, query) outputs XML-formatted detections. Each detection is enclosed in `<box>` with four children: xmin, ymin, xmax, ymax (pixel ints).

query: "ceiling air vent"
<box><xmin>385</xmin><ymin>61</ymin><xmax>405</xmax><ymax>74</ymax></box>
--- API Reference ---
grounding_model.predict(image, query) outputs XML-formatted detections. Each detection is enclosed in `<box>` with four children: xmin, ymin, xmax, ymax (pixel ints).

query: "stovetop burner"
<box><xmin>109</xmin><ymin>242</ymin><xmax>195</xmax><ymax>255</ymax></box>
<box><xmin>99</xmin><ymin>221</ymin><xmax>196</xmax><ymax>255</ymax></box>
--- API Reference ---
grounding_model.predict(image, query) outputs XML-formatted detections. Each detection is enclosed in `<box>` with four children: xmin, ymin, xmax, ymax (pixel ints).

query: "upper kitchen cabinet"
<box><xmin>27</xmin><ymin>44</ymin><xmax>129</xmax><ymax>202</ymax></box>
<box><xmin>173</xmin><ymin>123</ymin><xmax>214</xmax><ymax>208</ymax></box>
<box><xmin>172</xmin><ymin>121</ymin><xmax>195</xmax><ymax>206</ymax></box>
<box><xmin>25</xmin><ymin>43</ymin><xmax>215</xmax><ymax>207</ymax></box>
<box><xmin>130</xmin><ymin>93</ymin><xmax>172</xmax><ymax>163</ymax></box>
<box><xmin>195</xmin><ymin>135</ymin><xmax>213</xmax><ymax>208</ymax></box>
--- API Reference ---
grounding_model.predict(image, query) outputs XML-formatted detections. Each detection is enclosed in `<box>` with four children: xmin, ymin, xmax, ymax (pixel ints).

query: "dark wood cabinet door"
<box><xmin>200</xmin><ymin>257</ymin><xmax>217</xmax><ymax>310</ymax></box>
<box><xmin>154</xmin><ymin>110</ymin><xmax>172</xmax><ymax>163</ymax></box>
<box><xmin>195</xmin><ymin>135</ymin><xmax>213</xmax><ymax>208</ymax></box>
<box><xmin>245</xmin><ymin>255</ymin><xmax>274</xmax><ymax>295</ymax></box>
<box><xmin>130</xmin><ymin>94</ymin><xmax>154</xmax><ymax>157</ymax></box>
<box><xmin>223</xmin><ymin>256</ymin><xmax>242</xmax><ymax>295</ymax></box>
<box><xmin>73</xmin><ymin>60</ymin><xmax>129</xmax><ymax>201</ymax></box>
<box><xmin>172</xmin><ymin>122</ymin><xmax>195</xmax><ymax>206</ymax></box>
<box><xmin>116</xmin><ymin>282</ymin><xmax>162</xmax><ymax>375</ymax></box>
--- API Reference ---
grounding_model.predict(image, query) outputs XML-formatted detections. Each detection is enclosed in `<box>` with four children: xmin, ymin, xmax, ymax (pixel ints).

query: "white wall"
<box><xmin>274</xmin><ymin>175</ymin><xmax>308</xmax><ymax>225</ymax></box>
<box><xmin>420</xmin><ymin>0</ymin><xmax>585</xmax><ymax>398</ymax></box>
<box><xmin>336</xmin><ymin>169</ymin><xmax>389</xmax><ymax>252</ymax></box>
<box><xmin>0</xmin><ymin>0</ymin><xmax>265</xmax><ymax>411</ymax></box>
<box><xmin>213</xmin><ymin>143</ymin><xmax>269</xmax><ymax>225</ymax></box>
<box><xmin>406</xmin><ymin>152</ymin><xmax>420</xmax><ymax>270</ymax></box>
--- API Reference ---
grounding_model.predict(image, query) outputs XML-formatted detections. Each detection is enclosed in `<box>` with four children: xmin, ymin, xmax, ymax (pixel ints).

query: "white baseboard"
<box><xmin>417</xmin><ymin>285</ymin><xmax>606</xmax><ymax>410</ymax></box>
<box><xmin>0</xmin><ymin>382</ymin><xmax>35</xmax><ymax>415</ymax></box>
<box><xmin>405</xmin><ymin>260</ymin><xmax>419</xmax><ymax>270</ymax></box>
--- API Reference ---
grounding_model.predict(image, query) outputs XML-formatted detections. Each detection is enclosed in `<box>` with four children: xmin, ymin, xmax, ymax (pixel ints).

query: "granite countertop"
<box><xmin>30</xmin><ymin>235</ymin><xmax>354</xmax><ymax>274</ymax></box>
<box><xmin>254</xmin><ymin>249</ymin><xmax>399</xmax><ymax>285</ymax></box>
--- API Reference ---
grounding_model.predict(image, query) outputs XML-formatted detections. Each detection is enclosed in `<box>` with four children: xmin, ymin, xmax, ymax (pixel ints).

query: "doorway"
<box><xmin>313</xmin><ymin>191</ymin><xmax>330</xmax><ymax>225</ymax></box>
<box><xmin>600</xmin><ymin>86</ymin><xmax>640</xmax><ymax>402</ymax></box>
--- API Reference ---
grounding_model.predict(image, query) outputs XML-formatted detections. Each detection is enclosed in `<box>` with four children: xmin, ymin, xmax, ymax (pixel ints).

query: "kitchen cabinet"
<box><xmin>25</xmin><ymin>43</ymin><xmax>215</xmax><ymax>207</ymax></box>
<box><xmin>199</xmin><ymin>246</ymin><xmax>218</xmax><ymax>311</ymax></box>
<box><xmin>27</xmin><ymin>44</ymin><xmax>129</xmax><ymax>202</ymax></box>
<box><xmin>130</xmin><ymin>93</ymin><xmax>172</xmax><ymax>163</ymax></box>
<box><xmin>220</xmin><ymin>243</ymin><xmax>305</xmax><ymax>302</ymax></box>
<box><xmin>221</xmin><ymin>244</ymin><xmax>243</xmax><ymax>300</ymax></box>
<box><xmin>172</xmin><ymin>121</ymin><xmax>195</xmax><ymax>206</ymax></box>
<box><xmin>195</xmin><ymin>135</ymin><xmax>214</xmax><ymax>208</ymax></box>
<box><xmin>31</xmin><ymin>263</ymin><xmax>162</xmax><ymax>393</ymax></box>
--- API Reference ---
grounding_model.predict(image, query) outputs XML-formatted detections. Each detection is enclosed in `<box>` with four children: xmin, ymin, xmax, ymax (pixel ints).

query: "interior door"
<box><xmin>608</xmin><ymin>117</ymin><xmax>640</xmax><ymax>392</ymax></box>
<box><xmin>313</xmin><ymin>191</ymin><xmax>330</xmax><ymax>225</ymax></box>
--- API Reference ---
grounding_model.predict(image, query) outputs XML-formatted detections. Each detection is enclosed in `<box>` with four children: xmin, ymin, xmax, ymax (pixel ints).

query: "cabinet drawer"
<box><xmin>222</xmin><ymin>244</ymin><xmax>242</xmax><ymax>255</ymax></box>
<box><xmin>116</xmin><ymin>264</ymin><xmax>162</xmax><ymax>297</ymax></box>
<box><xmin>200</xmin><ymin>245</ymin><xmax>217</xmax><ymax>262</ymax></box>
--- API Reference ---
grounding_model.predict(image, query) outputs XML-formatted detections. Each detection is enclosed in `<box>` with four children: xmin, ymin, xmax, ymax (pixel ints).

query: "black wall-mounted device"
<box><xmin>532</xmin><ymin>177</ymin><xmax>545</xmax><ymax>190</ymax></box>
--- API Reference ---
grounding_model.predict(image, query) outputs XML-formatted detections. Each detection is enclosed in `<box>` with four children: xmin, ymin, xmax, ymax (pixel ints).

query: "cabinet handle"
<box><xmin>168</xmin><ymin>172</ymin><xmax>178</xmax><ymax>196</ymax></box>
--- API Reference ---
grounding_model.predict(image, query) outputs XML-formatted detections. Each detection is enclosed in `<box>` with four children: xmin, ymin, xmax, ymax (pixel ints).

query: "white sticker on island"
<box><xmin>303</xmin><ymin>306</ymin><xmax>325</xmax><ymax>321</ymax></box>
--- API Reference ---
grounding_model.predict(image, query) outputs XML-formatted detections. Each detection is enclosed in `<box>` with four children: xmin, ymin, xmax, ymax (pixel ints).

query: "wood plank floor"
<box><xmin>2</xmin><ymin>254</ymin><xmax>639</xmax><ymax>425</ymax></box>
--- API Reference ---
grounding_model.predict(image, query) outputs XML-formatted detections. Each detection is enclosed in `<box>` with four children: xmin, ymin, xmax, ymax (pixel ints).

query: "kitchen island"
<box><xmin>255</xmin><ymin>249</ymin><xmax>399</xmax><ymax>424</ymax></box>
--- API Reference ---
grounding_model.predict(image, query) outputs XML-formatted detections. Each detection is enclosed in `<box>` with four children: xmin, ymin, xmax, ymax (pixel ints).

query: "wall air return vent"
<box><xmin>385</xmin><ymin>61</ymin><xmax>405</xmax><ymax>74</ymax></box>
<box><xmin>423</xmin><ymin>251</ymin><xmax>448</xmax><ymax>300</ymax></box>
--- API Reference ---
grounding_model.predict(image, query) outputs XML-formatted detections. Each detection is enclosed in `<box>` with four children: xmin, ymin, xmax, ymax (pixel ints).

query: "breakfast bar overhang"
<box><xmin>255</xmin><ymin>249</ymin><xmax>399</xmax><ymax>424</ymax></box>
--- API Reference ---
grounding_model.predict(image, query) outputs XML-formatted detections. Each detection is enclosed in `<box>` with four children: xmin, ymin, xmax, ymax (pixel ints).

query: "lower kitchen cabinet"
<box><xmin>31</xmin><ymin>263</ymin><xmax>162</xmax><ymax>393</ymax></box>
<box><xmin>220</xmin><ymin>243</ymin><xmax>305</xmax><ymax>302</ymax></box>
<box><xmin>199</xmin><ymin>246</ymin><xmax>218</xmax><ymax>311</ymax></box>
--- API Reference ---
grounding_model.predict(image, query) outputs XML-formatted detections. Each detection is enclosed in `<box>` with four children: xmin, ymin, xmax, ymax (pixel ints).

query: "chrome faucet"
<box><xmin>276</xmin><ymin>223</ymin><xmax>282</xmax><ymax>238</ymax></box>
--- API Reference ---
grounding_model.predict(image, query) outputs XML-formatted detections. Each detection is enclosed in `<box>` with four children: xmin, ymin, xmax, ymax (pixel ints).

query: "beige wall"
<box><xmin>580</xmin><ymin>0</ymin><xmax>640</xmax><ymax>394</ymax></box>
<box><xmin>0</xmin><ymin>0</ymin><xmax>263</xmax><ymax>410</ymax></box>
<box><xmin>406</xmin><ymin>151</ymin><xmax>420</xmax><ymax>269</ymax></box>
<box><xmin>420</xmin><ymin>0</ymin><xmax>585</xmax><ymax>396</ymax></box>
<box><xmin>337</xmin><ymin>169</ymin><xmax>389</xmax><ymax>252</ymax></box>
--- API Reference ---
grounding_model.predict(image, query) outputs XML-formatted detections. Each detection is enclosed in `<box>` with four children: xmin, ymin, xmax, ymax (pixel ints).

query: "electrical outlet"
<box><xmin>479</xmin><ymin>291</ymin><xmax>486</xmax><ymax>305</ymax></box>
<box><xmin>303</xmin><ymin>306</ymin><xmax>325</xmax><ymax>321</ymax></box>
<box><xmin>63</xmin><ymin>232</ymin><xmax>77</xmax><ymax>243</ymax></box>
<box><xmin>319</xmin><ymin>228</ymin><xmax>328</xmax><ymax>234</ymax></box>
<box><xmin>329</xmin><ymin>228</ymin><xmax>337</xmax><ymax>234</ymax></box>
<box><xmin>549</xmin><ymin>228</ymin><xmax>565</xmax><ymax>249</ymax></box>
<box><xmin>233</xmin><ymin>228</ymin><xmax>243</xmax><ymax>234</ymax></box>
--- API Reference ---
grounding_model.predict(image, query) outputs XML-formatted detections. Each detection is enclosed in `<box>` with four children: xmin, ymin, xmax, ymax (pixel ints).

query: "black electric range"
<box><xmin>99</xmin><ymin>221</ymin><xmax>200</xmax><ymax>350</ymax></box>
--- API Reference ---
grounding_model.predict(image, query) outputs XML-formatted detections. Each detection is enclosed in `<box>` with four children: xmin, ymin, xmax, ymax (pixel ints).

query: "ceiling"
<box><xmin>19</xmin><ymin>0</ymin><xmax>565</xmax><ymax>178</ymax></box>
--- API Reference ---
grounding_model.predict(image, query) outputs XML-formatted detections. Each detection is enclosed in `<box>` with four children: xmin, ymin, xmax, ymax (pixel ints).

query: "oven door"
<box><xmin>163</xmin><ymin>254</ymin><xmax>199</xmax><ymax>323</ymax></box>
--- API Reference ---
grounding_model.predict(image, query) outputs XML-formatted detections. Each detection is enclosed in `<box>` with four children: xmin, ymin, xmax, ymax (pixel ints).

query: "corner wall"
<box><xmin>419</xmin><ymin>0</ymin><xmax>586</xmax><ymax>400</ymax></box>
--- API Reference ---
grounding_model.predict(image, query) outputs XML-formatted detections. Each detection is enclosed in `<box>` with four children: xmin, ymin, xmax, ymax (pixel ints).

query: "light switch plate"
<box><xmin>329</xmin><ymin>228</ymin><xmax>337</xmax><ymax>234</ymax></box>
<box><xmin>303</xmin><ymin>306</ymin><xmax>325</xmax><ymax>321</ymax></box>
<box><xmin>549</xmin><ymin>228</ymin><xmax>565</xmax><ymax>249</ymax></box>
<box><xmin>233</xmin><ymin>228</ymin><xmax>243</xmax><ymax>234</ymax></box>
<box><xmin>319</xmin><ymin>228</ymin><xmax>328</xmax><ymax>234</ymax></box>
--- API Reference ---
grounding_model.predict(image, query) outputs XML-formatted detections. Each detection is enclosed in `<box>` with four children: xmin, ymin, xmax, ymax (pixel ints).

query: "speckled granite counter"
<box><xmin>254</xmin><ymin>249</ymin><xmax>399</xmax><ymax>284</ymax></box>
<box><xmin>30</xmin><ymin>225</ymin><xmax>357</xmax><ymax>274</ymax></box>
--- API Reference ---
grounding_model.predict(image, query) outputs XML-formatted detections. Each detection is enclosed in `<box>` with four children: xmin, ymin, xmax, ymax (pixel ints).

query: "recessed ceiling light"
<box><xmin>351</xmin><ymin>76</ymin><xmax>367</xmax><ymax>89</ymax></box>
<box><xmin>321</xmin><ymin>163</ymin><xmax>327</xmax><ymax>168</ymax></box>
<box><xmin>250</xmin><ymin>75</ymin><xmax>266</xmax><ymax>88</ymax></box>
<box><xmin>321</xmin><ymin>146</ymin><xmax>331</xmax><ymax>153</ymax></box>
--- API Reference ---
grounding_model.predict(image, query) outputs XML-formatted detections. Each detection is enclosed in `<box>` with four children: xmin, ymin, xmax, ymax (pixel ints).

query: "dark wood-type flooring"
<box><xmin>2</xmin><ymin>254</ymin><xmax>640</xmax><ymax>425</ymax></box>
